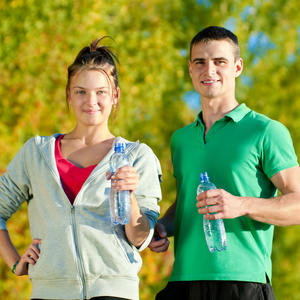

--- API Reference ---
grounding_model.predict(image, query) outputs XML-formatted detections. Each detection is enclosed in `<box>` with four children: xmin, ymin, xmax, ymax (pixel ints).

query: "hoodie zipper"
<box><xmin>35</xmin><ymin>136</ymin><xmax>139</xmax><ymax>300</ymax></box>
<box><xmin>71</xmin><ymin>206</ymin><xmax>86</xmax><ymax>300</ymax></box>
<box><xmin>67</xmin><ymin>139</ymin><xmax>140</xmax><ymax>299</ymax></box>
<box><xmin>36</xmin><ymin>137</ymin><xmax>87</xmax><ymax>300</ymax></box>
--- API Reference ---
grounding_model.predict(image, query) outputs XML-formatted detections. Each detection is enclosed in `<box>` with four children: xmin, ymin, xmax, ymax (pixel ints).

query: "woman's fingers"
<box><xmin>15</xmin><ymin>239</ymin><xmax>42</xmax><ymax>276</ymax></box>
<box><xmin>111</xmin><ymin>166</ymin><xmax>139</xmax><ymax>191</ymax></box>
<box><xmin>24</xmin><ymin>239</ymin><xmax>41</xmax><ymax>262</ymax></box>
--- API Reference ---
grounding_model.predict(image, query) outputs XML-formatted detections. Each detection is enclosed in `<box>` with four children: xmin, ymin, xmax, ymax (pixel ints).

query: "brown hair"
<box><xmin>190</xmin><ymin>26</ymin><xmax>240</xmax><ymax>62</ymax></box>
<box><xmin>66</xmin><ymin>37</ymin><xmax>120</xmax><ymax>117</ymax></box>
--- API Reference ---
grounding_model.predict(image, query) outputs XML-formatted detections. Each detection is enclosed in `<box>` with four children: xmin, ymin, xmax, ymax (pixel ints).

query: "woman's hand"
<box><xmin>107</xmin><ymin>167</ymin><xmax>150</xmax><ymax>247</ymax></box>
<box><xmin>106</xmin><ymin>166</ymin><xmax>140</xmax><ymax>194</ymax></box>
<box><xmin>14</xmin><ymin>238</ymin><xmax>41</xmax><ymax>276</ymax></box>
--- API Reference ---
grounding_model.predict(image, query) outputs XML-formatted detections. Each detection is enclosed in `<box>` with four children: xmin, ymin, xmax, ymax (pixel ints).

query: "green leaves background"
<box><xmin>1</xmin><ymin>0</ymin><xmax>300</xmax><ymax>299</ymax></box>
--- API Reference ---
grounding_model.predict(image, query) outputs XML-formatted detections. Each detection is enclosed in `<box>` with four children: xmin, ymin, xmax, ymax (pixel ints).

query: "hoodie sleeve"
<box><xmin>0</xmin><ymin>140</ymin><xmax>32</xmax><ymax>231</ymax></box>
<box><xmin>129</xmin><ymin>143</ymin><xmax>162</xmax><ymax>251</ymax></box>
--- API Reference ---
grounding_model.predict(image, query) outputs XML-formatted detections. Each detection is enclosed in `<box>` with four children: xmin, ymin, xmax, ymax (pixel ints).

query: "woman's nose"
<box><xmin>86</xmin><ymin>92</ymin><xmax>97</xmax><ymax>106</ymax></box>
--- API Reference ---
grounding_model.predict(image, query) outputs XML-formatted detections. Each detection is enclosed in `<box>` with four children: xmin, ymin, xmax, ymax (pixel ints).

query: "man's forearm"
<box><xmin>244</xmin><ymin>192</ymin><xmax>300</xmax><ymax>226</ymax></box>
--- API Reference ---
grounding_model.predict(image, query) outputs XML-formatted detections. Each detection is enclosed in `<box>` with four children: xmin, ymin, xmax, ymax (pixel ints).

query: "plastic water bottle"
<box><xmin>109</xmin><ymin>143</ymin><xmax>131</xmax><ymax>225</ymax></box>
<box><xmin>197</xmin><ymin>172</ymin><xmax>227</xmax><ymax>253</ymax></box>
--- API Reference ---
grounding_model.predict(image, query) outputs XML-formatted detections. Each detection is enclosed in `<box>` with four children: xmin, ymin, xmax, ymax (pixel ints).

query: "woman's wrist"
<box><xmin>12</xmin><ymin>260</ymin><xmax>20</xmax><ymax>274</ymax></box>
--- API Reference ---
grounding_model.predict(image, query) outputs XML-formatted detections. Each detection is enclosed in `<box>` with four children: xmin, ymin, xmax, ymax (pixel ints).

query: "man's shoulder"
<box><xmin>172</xmin><ymin>121</ymin><xmax>198</xmax><ymax>136</ymax></box>
<box><xmin>242</xmin><ymin>109</ymin><xmax>276</xmax><ymax>128</ymax></box>
<box><xmin>242</xmin><ymin>109</ymin><xmax>290</xmax><ymax>138</ymax></box>
<box><xmin>244</xmin><ymin>108</ymin><xmax>271</xmax><ymax>122</ymax></box>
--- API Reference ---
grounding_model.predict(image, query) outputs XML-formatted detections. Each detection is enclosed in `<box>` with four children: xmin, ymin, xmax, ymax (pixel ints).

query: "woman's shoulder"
<box><xmin>15</xmin><ymin>134</ymin><xmax>62</xmax><ymax>158</ymax></box>
<box><xmin>115</xmin><ymin>136</ymin><xmax>158</xmax><ymax>158</ymax></box>
<box><xmin>34</xmin><ymin>133</ymin><xmax>62</xmax><ymax>145</ymax></box>
<box><xmin>114</xmin><ymin>136</ymin><xmax>149</xmax><ymax>153</ymax></box>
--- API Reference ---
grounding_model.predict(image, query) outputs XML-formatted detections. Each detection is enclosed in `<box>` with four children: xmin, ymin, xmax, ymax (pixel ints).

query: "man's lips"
<box><xmin>201</xmin><ymin>79</ymin><xmax>220</xmax><ymax>84</ymax></box>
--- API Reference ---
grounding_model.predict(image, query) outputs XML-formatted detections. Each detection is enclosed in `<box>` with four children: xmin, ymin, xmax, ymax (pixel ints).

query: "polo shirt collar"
<box><xmin>196</xmin><ymin>103</ymin><xmax>251</xmax><ymax>126</ymax></box>
<box><xmin>225</xmin><ymin>103</ymin><xmax>251</xmax><ymax>122</ymax></box>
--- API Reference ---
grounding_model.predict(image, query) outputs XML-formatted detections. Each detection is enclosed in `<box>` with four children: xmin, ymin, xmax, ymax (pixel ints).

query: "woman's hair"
<box><xmin>66</xmin><ymin>37</ymin><xmax>120</xmax><ymax>116</ymax></box>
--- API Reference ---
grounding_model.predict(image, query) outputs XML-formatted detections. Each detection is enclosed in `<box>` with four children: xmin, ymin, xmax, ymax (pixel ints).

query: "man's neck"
<box><xmin>201</xmin><ymin>97</ymin><xmax>239</xmax><ymax>134</ymax></box>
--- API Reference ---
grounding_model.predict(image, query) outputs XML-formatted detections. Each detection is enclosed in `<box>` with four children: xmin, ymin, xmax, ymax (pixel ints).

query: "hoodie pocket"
<box><xmin>28</xmin><ymin>231</ymin><xmax>79</xmax><ymax>281</ymax></box>
<box><xmin>113</xmin><ymin>229</ymin><xmax>139</xmax><ymax>264</ymax></box>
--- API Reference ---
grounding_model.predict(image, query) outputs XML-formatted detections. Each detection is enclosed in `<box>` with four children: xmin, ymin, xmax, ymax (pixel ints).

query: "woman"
<box><xmin>0</xmin><ymin>37</ymin><xmax>162</xmax><ymax>300</ymax></box>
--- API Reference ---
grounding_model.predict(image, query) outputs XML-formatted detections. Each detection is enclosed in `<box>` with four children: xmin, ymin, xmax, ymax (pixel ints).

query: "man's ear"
<box><xmin>235</xmin><ymin>58</ymin><xmax>243</xmax><ymax>78</ymax></box>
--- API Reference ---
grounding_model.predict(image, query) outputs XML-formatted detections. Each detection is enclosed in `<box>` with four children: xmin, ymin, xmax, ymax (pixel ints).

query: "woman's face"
<box><xmin>67</xmin><ymin>69</ymin><xmax>119</xmax><ymax>128</ymax></box>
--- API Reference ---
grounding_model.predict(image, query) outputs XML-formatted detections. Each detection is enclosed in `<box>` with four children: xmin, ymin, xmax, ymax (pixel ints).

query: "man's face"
<box><xmin>189</xmin><ymin>40</ymin><xmax>243</xmax><ymax>101</ymax></box>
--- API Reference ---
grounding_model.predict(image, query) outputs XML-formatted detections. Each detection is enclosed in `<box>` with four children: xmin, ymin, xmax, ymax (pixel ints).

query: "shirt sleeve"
<box><xmin>261</xmin><ymin>120</ymin><xmax>298</xmax><ymax>179</ymax></box>
<box><xmin>0</xmin><ymin>141</ymin><xmax>32</xmax><ymax>231</ymax></box>
<box><xmin>129</xmin><ymin>143</ymin><xmax>162</xmax><ymax>251</ymax></box>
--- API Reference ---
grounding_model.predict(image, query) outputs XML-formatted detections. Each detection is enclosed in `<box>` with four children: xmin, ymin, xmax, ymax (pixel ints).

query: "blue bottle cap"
<box><xmin>114</xmin><ymin>143</ymin><xmax>125</xmax><ymax>152</ymax></box>
<box><xmin>199</xmin><ymin>172</ymin><xmax>209</xmax><ymax>182</ymax></box>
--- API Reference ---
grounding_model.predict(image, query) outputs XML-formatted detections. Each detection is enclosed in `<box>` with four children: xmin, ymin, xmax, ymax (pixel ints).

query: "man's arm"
<box><xmin>196</xmin><ymin>166</ymin><xmax>300</xmax><ymax>226</ymax></box>
<box><xmin>148</xmin><ymin>182</ymin><xmax>178</xmax><ymax>252</ymax></box>
<box><xmin>147</xmin><ymin>199</ymin><xmax>176</xmax><ymax>252</ymax></box>
<box><xmin>157</xmin><ymin>198</ymin><xmax>177</xmax><ymax>237</ymax></box>
<box><xmin>245</xmin><ymin>166</ymin><xmax>300</xmax><ymax>226</ymax></box>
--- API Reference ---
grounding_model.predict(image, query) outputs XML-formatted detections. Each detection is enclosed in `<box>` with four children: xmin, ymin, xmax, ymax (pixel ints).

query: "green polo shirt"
<box><xmin>169</xmin><ymin>103</ymin><xmax>298</xmax><ymax>283</ymax></box>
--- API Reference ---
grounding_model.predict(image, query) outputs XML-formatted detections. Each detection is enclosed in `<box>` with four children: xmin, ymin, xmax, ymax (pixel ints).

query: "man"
<box><xmin>148</xmin><ymin>26</ymin><xmax>300</xmax><ymax>300</ymax></box>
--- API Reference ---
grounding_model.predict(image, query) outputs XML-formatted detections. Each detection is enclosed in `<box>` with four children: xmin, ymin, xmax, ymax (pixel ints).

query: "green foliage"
<box><xmin>1</xmin><ymin>0</ymin><xmax>300</xmax><ymax>299</ymax></box>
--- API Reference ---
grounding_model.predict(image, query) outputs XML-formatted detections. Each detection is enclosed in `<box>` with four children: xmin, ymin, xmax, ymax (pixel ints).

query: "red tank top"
<box><xmin>55</xmin><ymin>135</ymin><xmax>97</xmax><ymax>204</ymax></box>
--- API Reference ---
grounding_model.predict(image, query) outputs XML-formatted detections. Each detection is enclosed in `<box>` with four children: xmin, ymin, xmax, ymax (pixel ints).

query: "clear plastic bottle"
<box><xmin>109</xmin><ymin>143</ymin><xmax>131</xmax><ymax>225</ymax></box>
<box><xmin>197</xmin><ymin>172</ymin><xmax>227</xmax><ymax>253</ymax></box>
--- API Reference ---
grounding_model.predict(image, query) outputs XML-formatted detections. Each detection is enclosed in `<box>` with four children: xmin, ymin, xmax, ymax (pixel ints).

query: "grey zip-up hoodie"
<box><xmin>0</xmin><ymin>134</ymin><xmax>162</xmax><ymax>300</ymax></box>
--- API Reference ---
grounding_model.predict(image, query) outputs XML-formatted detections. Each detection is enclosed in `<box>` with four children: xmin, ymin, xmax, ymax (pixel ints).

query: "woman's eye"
<box><xmin>77</xmin><ymin>90</ymin><xmax>85</xmax><ymax>94</ymax></box>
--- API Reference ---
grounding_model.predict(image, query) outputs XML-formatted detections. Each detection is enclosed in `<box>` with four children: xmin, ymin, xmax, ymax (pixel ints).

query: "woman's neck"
<box><xmin>65</xmin><ymin>123</ymin><xmax>115</xmax><ymax>146</ymax></box>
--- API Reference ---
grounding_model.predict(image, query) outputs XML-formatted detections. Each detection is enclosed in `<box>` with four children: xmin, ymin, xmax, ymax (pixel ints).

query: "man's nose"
<box><xmin>205</xmin><ymin>61</ymin><xmax>216</xmax><ymax>76</ymax></box>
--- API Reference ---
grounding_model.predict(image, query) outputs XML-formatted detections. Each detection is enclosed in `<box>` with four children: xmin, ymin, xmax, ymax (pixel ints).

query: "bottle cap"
<box><xmin>114</xmin><ymin>143</ymin><xmax>125</xmax><ymax>152</ymax></box>
<box><xmin>199</xmin><ymin>172</ymin><xmax>209</xmax><ymax>182</ymax></box>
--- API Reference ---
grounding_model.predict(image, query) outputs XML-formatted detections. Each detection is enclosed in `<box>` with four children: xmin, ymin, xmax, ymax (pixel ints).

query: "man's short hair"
<box><xmin>190</xmin><ymin>26</ymin><xmax>240</xmax><ymax>61</ymax></box>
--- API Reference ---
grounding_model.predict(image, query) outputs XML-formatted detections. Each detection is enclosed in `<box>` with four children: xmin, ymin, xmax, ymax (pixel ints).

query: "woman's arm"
<box><xmin>0</xmin><ymin>229</ymin><xmax>41</xmax><ymax>276</ymax></box>
<box><xmin>107</xmin><ymin>166</ymin><xmax>150</xmax><ymax>247</ymax></box>
<box><xmin>125</xmin><ymin>193</ymin><xmax>151</xmax><ymax>248</ymax></box>
<box><xmin>0</xmin><ymin>230</ymin><xmax>21</xmax><ymax>270</ymax></box>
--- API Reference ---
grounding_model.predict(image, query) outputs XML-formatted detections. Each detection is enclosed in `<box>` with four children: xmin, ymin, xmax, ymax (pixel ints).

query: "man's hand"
<box><xmin>196</xmin><ymin>188</ymin><xmax>245</xmax><ymax>220</ymax></box>
<box><xmin>148</xmin><ymin>223</ymin><xmax>170</xmax><ymax>253</ymax></box>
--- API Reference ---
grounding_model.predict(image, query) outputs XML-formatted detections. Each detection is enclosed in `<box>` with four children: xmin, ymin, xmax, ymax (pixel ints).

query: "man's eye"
<box><xmin>77</xmin><ymin>90</ymin><xmax>85</xmax><ymax>94</ymax></box>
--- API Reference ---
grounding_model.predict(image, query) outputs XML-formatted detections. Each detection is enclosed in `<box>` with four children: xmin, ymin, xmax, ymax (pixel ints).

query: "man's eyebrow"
<box><xmin>192</xmin><ymin>58</ymin><xmax>205</xmax><ymax>63</ymax></box>
<box><xmin>214</xmin><ymin>57</ymin><xmax>229</xmax><ymax>61</ymax></box>
<box><xmin>191</xmin><ymin>57</ymin><xmax>229</xmax><ymax>63</ymax></box>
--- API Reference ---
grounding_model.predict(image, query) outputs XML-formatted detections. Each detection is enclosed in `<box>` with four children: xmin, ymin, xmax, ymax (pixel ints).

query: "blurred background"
<box><xmin>1</xmin><ymin>0</ymin><xmax>300</xmax><ymax>299</ymax></box>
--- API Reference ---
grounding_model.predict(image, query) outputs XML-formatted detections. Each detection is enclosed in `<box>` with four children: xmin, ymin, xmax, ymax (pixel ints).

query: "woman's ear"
<box><xmin>113</xmin><ymin>87</ymin><xmax>120</xmax><ymax>106</ymax></box>
<box><xmin>66</xmin><ymin>88</ymin><xmax>72</xmax><ymax>107</ymax></box>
